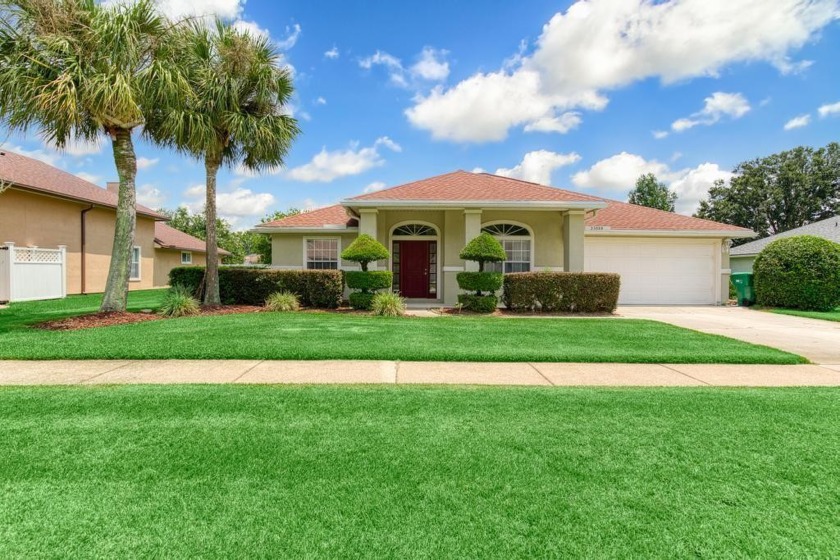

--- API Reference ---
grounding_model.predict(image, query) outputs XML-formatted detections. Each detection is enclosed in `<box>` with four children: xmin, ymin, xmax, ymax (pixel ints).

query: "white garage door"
<box><xmin>584</xmin><ymin>237</ymin><xmax>719</xmax><ymax>305</ymax></box>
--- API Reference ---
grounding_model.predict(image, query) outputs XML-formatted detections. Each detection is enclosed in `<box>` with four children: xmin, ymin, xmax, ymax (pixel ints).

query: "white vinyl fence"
<box><xmin>0</xmin><ymin>243</ymin><xmax>67</xmax><ymax>303</ymax></box>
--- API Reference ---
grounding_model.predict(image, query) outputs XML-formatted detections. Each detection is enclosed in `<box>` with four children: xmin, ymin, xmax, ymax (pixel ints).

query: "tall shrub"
<box><xmin>753</xmin><ymin>235</ymin><xmax>840</xmax><ymax>311</ymax></box>
<box><xmin>341</xmin><ymin>234</ymin><xmax>392</xmax><ymax>309</ymax></box>
<box><xmin>457</xmin><ymin>233</ymin><xmax>506</xmax><ymax>312</ymax></box>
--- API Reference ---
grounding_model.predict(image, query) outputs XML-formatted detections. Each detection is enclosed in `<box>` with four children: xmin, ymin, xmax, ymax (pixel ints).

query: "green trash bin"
<box><xmin>731</xmin><ymin>272</ymin><xmax>755</xmax><ymax>306</ymax></box>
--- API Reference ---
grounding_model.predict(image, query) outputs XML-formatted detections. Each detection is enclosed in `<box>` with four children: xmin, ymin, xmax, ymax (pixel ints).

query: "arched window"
<box><xmin>392</xmin><ymin>224</ymin><xmax>436</xmax><ymax>236</ymax></box>
<box><xmin>481</xmin><ymin>222</ymin><xmax>532</xmax><ymax>273</ymax></box>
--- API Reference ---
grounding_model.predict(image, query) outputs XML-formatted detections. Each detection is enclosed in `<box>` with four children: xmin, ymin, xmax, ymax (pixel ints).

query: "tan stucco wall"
<box><xmin>270</xmin><ymin>233</ymin><xmax>359</xmax><ymax>268</ymax></box>
<box><xmin>154</xmin><ymin>249</ymin><xmax>206</xmax><ymax>287</ymax></box>
<box><xmin>480</xmin><ymin>210</ymin><xmax>566</xmax><ymax>269</ymax></box>
<box><xmin>0</xmin><ymin>187</ymin><xmax>158</xmax><ymax>294</ymax></box>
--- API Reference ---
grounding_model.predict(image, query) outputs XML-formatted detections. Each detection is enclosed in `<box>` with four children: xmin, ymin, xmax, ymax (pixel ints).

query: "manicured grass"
<box><xmin>772</xmin><ymin>307</ymin><xmax>840</xmax><ymax>322</ymax></box>
<box><xmin>0</xmin><ymin>290</ymin><xmax>804</xmax><ymax>363</ymax></box>
<box><xmin>0</xmin><ymin>386</ymin><xmax>838</xmax><ymax>557</ymax></box>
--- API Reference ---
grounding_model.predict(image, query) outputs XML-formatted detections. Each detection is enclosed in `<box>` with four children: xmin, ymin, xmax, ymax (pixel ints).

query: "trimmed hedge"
<box><xmin>169</xmin><ymin>266</ymin><xmax>343</xmax><ymax>309</ymax></box>
<box><xmin>502</xmin><ymin>272</ymin><xmax>621</xmax><ymax>313</ymax></box>
<box><xmin>754</xmin><ymin>235</ymin><xmax>840</xmax><ymax>311</ymax></box>
<box><xmin>456</xmin><ymin>271</ymin><xmax>503</xmax><ymax>294</ymax></box>
<box><xmin>340</xmin><ymin>234</ymin><xmax>389</xmax><ymax>271</ymax></box>
<box><xmin>458</xmin><ymin>294</ymin><xmax>498</xmax><ymax>313</ymax></box>
<box><xmin>345</xmin><ymin>270</ymin><xmax>393</xmax><ymax>292</ymax></box>
<box><xmin>459</xmin><ymin>232</ymin><xmax>506</xmax><ymax>271</ymax></box>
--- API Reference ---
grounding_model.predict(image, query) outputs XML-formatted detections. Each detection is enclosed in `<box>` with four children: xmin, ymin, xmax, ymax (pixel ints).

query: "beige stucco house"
<box><xmin>0</xmin><ymin>149</ymin><xmax>224</xmax><ymax>295</ymax></box>
<box><xmin>255</xmin><ymin>171</ymin><xmax>754</xmax><ymax>305</ymax></box>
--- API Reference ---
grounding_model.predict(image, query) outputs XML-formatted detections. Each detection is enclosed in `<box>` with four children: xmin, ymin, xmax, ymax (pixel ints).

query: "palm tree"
<box><xmin>0</xmin><ymin>0</ymin><xmax>188</xmax><ymax>312</ymax></box>
<box><xmin>148</xmin><ymin>20</ymin><xmax>299</xmax><ymax>305</ymax></box>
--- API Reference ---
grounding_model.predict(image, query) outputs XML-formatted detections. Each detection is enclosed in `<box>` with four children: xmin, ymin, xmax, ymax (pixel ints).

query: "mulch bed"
<box><xmin>433</xmin><ymin>308</ymin><xmax>615</xmax><ymax>318</ymax></box>
<box><xmin>37</xmin><ymin>305</ymin><xmax>265</xmax><ymax>331</ymax></box>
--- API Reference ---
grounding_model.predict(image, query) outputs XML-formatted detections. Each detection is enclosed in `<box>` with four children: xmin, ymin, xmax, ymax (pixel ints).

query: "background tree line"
<box><xmin>628</xmin><ymin>142</ymin><xmax>839</xmax><ymax>245</ymax></box>
<box><xmin>159</xmin><ymin>207</ymin><xmax>300</xmax><ymax>265</ymax></box>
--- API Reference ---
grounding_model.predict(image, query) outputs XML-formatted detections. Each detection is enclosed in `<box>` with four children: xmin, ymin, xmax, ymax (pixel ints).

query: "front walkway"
<box><xmin>619</xmin><ymin>306</ymin><xmax>840</xmax><ymax>364</ymax></box>
<box><xmin>0</xmin><ymin>360</ymin><xmax>838</xmax><ymax>386</ymax></box>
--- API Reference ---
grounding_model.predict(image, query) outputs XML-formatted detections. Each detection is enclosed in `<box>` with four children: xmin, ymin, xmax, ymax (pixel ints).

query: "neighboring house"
<box><xmin>730</xmin><ymin>215</ymin><xmax>840</xmax><ymax>273</ymax></box>
<box><xmin>254</xmin><ymin>170</ymin><xmax>753</xmax><ymax>305</ymax></box>
<box><xmin>0</xmin><ymin>149</ymin><xmax>225</xmax><ymax>295</ymax></box>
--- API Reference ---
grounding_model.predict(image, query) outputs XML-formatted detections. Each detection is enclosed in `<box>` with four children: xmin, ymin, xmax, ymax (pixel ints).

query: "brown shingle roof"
<box><xmin>586</xmin><ymin>199</ymin><xmax>753</xmax><ymax>233</ymax></box>
<box><xmin>258</xmin><ymin>171</ymin><xmax>753</xmax><ymax>235</ymax></box>
<box><xmin>154</xmin><ymin>222</ymin><xmax>231</xmax><ymax>255</ymax></box>
<box><xmin>348</xmin><ymin>170</ymin><xmax>602</xmax><ymax>202</ymax></box>
<box><xmin>261</xmin><ymin>205</ymin><xmax>357</xmax><ymax>228</ymax></box>
<box><xmin>0</xmin><ymin>149</ymin><xmax>164</xmax><ymax>218</ymax></box>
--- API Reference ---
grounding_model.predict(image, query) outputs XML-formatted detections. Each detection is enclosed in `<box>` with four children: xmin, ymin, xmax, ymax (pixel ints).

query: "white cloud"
<box><xmin>652</xmin><ymin>130</ymin><xmax>670</xmax><ymax>139</ymax></box>
<box><xmin>495</xmin><ymin>150</ymin><xmax>581</xmax><ymax>185</ymax></box>
<box><xmin>324</xmin><ymin>46</ymin><xmax>339</xmax><ymax>59</ymax></box>
<box><xmin>407</xmin><ymin>0</ymin><xmax>836</xmax><ymax>142</ymax></box>
<box><xmin>136</xmin><ymin>157</ymin><xmax>160</xmax><ymax>170</ymax></box>
<box><xmin>315</xmin><ymin>97</ymin><xmax>327</xmax><ymax>105</ymax></box>
<box><xmin>1</xmin><ymin>144</ymin><xmax>61</xmax><ymax>166</ymax></box>
<box><xmin>784</xmin><ymin>114</ymin><xmax>811</xmax><ymax>130</ymax></box>
<box><xmin>151</xmin><ymin>0</ymin><xmax>243</xmax><ymax>20</ymax></box>
<box><xmin>275</xmin><ymin>23</ymin><xmax>302</xmax><ymax>50</ymax></box>
<box><xmin>818</xmin><ymin>100</ymin><xmax>840</xmax><ymax>117</ymax></box>
<box><xmin>284</xmin><ymin>137</ymin><xmax>401</xmax><ymax>183</ymax></box>
<box><xmin>572</xmin><ymin>152</ymin><xmax>672</xmax><ymax>191</ymax></box>
<box><xmin>183</xmin><ymin>183</ymin><xmax>275</xmax><ymax>228</ymax></box>
<box><xmin>523</xmin><ymin>111</ymin><xmax>582</xmax><ymax>134</ymax></box>
<box><xmin>137</xmin><ymin>183</ymin><xmax>168</xmax><ymax>208</ymax></box>
<box><xmin>232</xmin><ymin>20</ymin><xmax>269</xmax><ymax>40</ymax></box>
<box><xmin>410</xmin><ymin>47</ymin><xmax>450</xmax><ymax>81</ymax></box>
<box><xmin>359</xmin><ymin>50</ymin><xmax>407</xmax><ymax>87</ymax></box>
<box><xmin>671</xmin><ymin>92</ymin><xmax>751</xmax><ymax>132</ymax></box>
<box><xmin>572</xmin><ymin>152</ymin><xmax>735</xmax><ymax>214</ymax></box>
<box><xmin>363</xmin><ymin>181</ymin><xmax>387</xmax><ymax>194</ymax></box>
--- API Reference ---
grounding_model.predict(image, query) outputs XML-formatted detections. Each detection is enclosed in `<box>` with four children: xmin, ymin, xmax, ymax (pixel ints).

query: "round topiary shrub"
<box><xmin>349</xmin><ymin>291</ymin><xmax>376</xmax><ymax>311</ymax></box>
<box><xmin>341</xmin><ymin>235</ymin><xmax>393</xmax><ymax>309</ymax></box>
<box><xmin>345</xmin><ymin>270</ymin><xmax>393</xmax><ymax>291</ymax></box>
<box><xmin>457</xmin><ymin>294</ymin><xmax>498</xmax><ymax>313</ymax></box>
<box><xmin>753</xmin><ymin>235</ymin><xmax>840</xmax><ymax>311</ymax></box>
<box><xmin>459</xmin><ymin>232</ymin><xmax>506</xmax><ymax>272</ymax></box>
<box><xmin>456</xmin><ymin>271</ymin><xmax>503</xmax><ymax>295</ymax></box>
<box><xmin>341</xmin><ymin>234</ymin><xmax>390</xmax><ymax>271</ymax></box>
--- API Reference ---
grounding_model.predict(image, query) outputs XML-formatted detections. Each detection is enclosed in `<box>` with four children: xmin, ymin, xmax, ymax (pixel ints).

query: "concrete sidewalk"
<box><xmin>1</xmin><ymin>360</ymin><xmax>839</xmax><ymax>386</ymax></box>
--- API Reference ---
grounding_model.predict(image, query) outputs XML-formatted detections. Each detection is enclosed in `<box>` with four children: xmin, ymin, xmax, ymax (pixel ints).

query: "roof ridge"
<box><xmin>478</xmin><ymin>172</ymin><xmax>606</xmax><ymax>201</ymax></box>
<box><xmin>347</xmin><ymin>170</ymin><xmax>469</xmax><ymax>200</ymax></box>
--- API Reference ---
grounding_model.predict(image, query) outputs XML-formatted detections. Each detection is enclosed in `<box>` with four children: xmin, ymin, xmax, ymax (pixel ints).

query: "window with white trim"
<box><xmin>482</xmin><ymin>223</ymin><xmax>532</xmax><ymax>273</ymax></box>
<box><xmin>181</xmin><ymin>251</ymin><xmax>192</xmax><ymax>265</ymax></box>
<box><xmin>305</xmin><ymin>238</ymin><xmax>339</xmax><ymax>270</ymax></box>
<box><xmin>130</xmin><ymin>246</ymin><xmax>141</xmax><ymax>280</ymax></box>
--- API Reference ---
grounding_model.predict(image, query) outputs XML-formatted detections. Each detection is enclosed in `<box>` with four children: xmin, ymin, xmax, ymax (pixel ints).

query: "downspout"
<box><xmin>80</xmin><ymin>205</ymin><xmax>94</xmax><ymax>295</ymax></box>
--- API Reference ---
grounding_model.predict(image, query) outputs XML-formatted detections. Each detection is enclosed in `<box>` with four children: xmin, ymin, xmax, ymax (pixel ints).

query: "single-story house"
<box><xmin>0</xmin><ymin>149</ymin><xmax>226</xmax><ymax>295</ymax></box>
<box><xmin>255</xmin><ymin>170</ymin><xmax>754</xmax><ymax>305</ymax></box>
<box><xmin>730</xmin><ymin>215</ymin><xmax>840</xmax><ymax>272</ymax></box>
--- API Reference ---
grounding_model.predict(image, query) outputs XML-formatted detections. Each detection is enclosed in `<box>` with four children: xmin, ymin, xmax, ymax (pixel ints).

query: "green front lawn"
<box><xmin>1</xmin><ymin>386</ymin><xmax>838</xmax><ymax>557</ymax></box>
<box><xmin>0</xmin><ymin>290</ymin><xmax>803</xmax><ymax>363</ymax></box>
<box><xmin>772</xmin><ymin>307</ymin><xmax>840</xmax><ymax>322</ymax></box>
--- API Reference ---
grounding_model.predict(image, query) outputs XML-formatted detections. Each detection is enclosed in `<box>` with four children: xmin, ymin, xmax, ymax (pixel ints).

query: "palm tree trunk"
<box><xmin>203</xmin><ymin>156</ymin><xmax>221</xmax><ymax>306</ymax></box>
<box><xmin>100</xmin><ymin>128</ymin><xmax>138</xmax><ymax>312</ymax></box>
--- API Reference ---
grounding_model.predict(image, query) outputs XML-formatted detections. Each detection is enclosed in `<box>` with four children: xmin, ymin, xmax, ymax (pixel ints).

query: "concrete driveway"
<box><xmin>619</xmin><ymin>306</ymin><xmax>840</xmax><ymax>364</ymax></box>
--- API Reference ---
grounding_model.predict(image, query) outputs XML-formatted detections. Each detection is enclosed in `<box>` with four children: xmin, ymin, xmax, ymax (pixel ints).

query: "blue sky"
<box><xmin>3</xmin><ymin>0</ymin><xmax>840</xmax><ymax>227</ymax></box>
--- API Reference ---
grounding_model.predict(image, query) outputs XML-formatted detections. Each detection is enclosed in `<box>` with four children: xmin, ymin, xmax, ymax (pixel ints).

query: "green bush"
<box><xmin>456</xmin><ymin>271</ymin><xmax>503</xmax><ymax>295</ymax></box>
<box><xmin>159</xmin><ymin>285</ymin><xmax>200</xmax><ymax>317</ymax></box>
<box><xmin>349</xmin><ymin>291</ymin><xmax>376</xmax><ymax>310</ymax></box>
<box><xmin>459</xmin><ymin>233</ymin><xmax>506</xmax><ymax>271</ymax></box>
<box><xmin>753</xmin><ymin>235</ymin><xmax>840</xmax><ymax>311</ymax></box>
<box><xmin>371</xmin><ymin>292</ymin><xmax>406</xmax><ymax>316</ymax></box>
<box><xmin>340</xmin><ymin>234</ymin><xmax>390</xmax><ymax>271</ymax></box>
<box><xmin>457</xmin><ymin>294</ymin><xmax>498</xmax><ymax>313</ymax></box>
<box><xmin>169</xmin><ymin>266</ymin><xmax>343</xmax><ymax>309</ymax></box>
<box><xmin>503</xmin><ymin>272</ymin><xmax>621</xmax><ymax>313</ymax></box>
<box><xmin>265</xmin><ymin>291</ymin><xmax>300</xmax><ymax>312</ymax></box>
<box><xmin>345</xmin><ymin>270</ymin><xmax>393</xmax><ymax>292</ymax></box>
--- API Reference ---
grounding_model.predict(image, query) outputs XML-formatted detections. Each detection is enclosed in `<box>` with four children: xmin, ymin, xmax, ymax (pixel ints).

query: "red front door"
<box><xmin>397</xmin><ymin>241</ymin><xmax>433</xmax><ymax>298</ymax></box>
